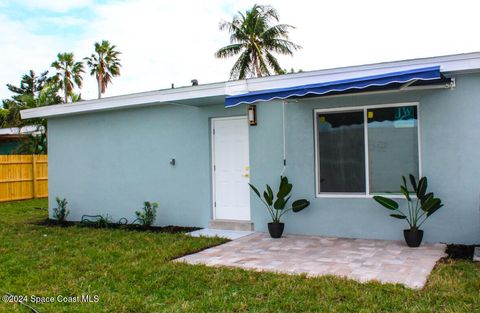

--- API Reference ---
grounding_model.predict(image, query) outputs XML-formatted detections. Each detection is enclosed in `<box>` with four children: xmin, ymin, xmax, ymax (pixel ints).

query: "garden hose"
<box><xmin>80</xmin><ymin>215</ymin><xmax>140</xmax><ymax>226</ymax></box>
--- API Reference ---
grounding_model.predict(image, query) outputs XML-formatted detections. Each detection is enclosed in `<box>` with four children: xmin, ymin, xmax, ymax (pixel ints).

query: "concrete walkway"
<box><xmin>176</xmin><ymin>232</ymin><xmax>446</xmax><ymax>289</ymax></box>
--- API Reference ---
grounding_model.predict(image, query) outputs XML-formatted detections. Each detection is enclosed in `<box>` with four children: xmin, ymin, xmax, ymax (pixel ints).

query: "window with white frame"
<box><xmin>315</xmin><ymin>103</ymin><xmax>420</xmax><ymax>196</ymax></box>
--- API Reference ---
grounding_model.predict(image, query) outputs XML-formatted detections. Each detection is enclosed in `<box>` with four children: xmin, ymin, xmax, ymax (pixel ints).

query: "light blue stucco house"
<box><xmin>21</xmin><ymin>53</ymin><xmax>480</xmax><ymax>244</ymax></box>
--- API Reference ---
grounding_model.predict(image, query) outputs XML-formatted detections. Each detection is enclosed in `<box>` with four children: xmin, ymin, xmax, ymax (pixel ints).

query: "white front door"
<box><xmin>212</xmin><ymin>117</ymin><xmax>250</xmax><ymax>221</ymax></box>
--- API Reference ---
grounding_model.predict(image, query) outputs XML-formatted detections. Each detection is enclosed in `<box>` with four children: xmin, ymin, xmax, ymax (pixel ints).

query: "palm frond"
<box><xmin>230</xmin><ymin>50</ymin><xmax>253</xmax><ymax>80</ymax></box>
<box><xmin>264</xmin><ymin>38</ymin><xmax>301</xmax><ymax>56</ymax></box>
<box><xmin>215</xmin><ymin>44</ymin><xmax>244</xmax><ymax>58</ymax></box>
<box><xmin>258</xmin><ymin>4</ymin><xmax>280</xmax><ymax>22</ymax></box>
<box><xmin>256</xmin><ymin>51</ymin><xmax>271</xmax><ymax>77</ymax></box>
<box><xmin>261</xmin><ymin>24</ymin><xmax>294</xmax><ymax>40</ymax></box>
<box><xmin>265</xmin><ymin>51</ymin><xmax>283</xmax><ymax>74</ymax></box>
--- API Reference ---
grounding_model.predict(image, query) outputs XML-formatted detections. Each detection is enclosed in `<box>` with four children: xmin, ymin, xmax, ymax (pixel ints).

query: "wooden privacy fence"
<box><xmin>0</xmin><ymin>155</ymin><xmax>48</xmax><ymax>202</ymax></box>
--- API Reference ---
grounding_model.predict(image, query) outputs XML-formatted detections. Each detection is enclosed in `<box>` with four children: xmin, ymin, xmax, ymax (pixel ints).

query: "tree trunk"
<box><xmin>97</xmin><ymin>75</ymin><xmax>102</xmax><ymax>99</ymax></box>
<box><xmin>64</xmin><ymin>87</ymin><xmax>68</xmax><ymax>104</ymax></box>
<box><xmin>254</xmin><ymin>55</ymin><xmax>262</xmax><ymax>78</ymax></box>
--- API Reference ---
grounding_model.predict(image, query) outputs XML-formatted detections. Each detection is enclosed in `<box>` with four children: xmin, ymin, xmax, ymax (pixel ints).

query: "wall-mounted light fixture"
<box><xmin>248</xmin><ymin>105</ymin><xmax>257</xmax><ymax>126</ymax></box>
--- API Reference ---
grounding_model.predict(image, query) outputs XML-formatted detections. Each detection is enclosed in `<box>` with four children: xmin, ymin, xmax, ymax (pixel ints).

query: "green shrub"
<box><xmin>53</xmin><ymin>197</ymin><xmax>70</xmax><ymax>223</ymax></box>
<box><xmin>53</xmin><ymin>197</ymin><xmax>69</xmax><ymax>223</ymax></box>
<box><xmin>96</xmin><ymin>214</ymin><xmax>113</xmax><ymax>228</ymax></box>
<box><xmin>135</xmin><ymin>201</ymin><xmax>158</xmax><ymax>227</ymax></box>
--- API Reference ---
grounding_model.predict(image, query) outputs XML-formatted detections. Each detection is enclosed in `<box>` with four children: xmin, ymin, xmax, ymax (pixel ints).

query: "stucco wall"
<box><xmin>48</xmin><ymin>103</ymin><xmax>245</xmax><ymax>227</ymax></box>
<box><xmin>48</xmin><ymin>73</ymin><xmax>480</xmax><ymax>244</ymax></box>
<box><xmin>250</xmin><ymin>73</ymin><xmax>480</xmax><ymax>244</ymax></box>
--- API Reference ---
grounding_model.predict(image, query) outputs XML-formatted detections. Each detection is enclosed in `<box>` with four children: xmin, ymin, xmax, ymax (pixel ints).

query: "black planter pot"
<box><xmin>268</xmin><ymin>222</ymin><xmax>285</xmax><ymax>238</ymax></box>
<box><xmin>403</xmin><ymin>229</ymin><xmax>424</xmax><ymax>247</ymax></box>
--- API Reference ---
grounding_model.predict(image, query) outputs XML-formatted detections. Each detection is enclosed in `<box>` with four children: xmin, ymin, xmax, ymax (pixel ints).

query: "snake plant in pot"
<box><xmin>373</xmin><ymin>175</ymin><xmax>443</xmax><ymax>247</ymax></box>
<box><xmin>249</xmin><ymin>176</ymin><xmax>310</xmax><ymax>238</ymax></box>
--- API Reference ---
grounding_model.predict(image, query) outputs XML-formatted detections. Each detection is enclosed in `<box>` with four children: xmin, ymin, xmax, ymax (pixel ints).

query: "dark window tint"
<box><xmin>317</xmin><ymin>111</ymin><xmax>366</xmax><ymax>193</ymax></box>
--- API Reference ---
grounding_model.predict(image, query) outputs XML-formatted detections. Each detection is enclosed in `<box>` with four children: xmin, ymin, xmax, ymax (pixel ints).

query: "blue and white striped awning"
<box><xmin>225</xmin><ymin>66</ymin><xmax>444</xmax><ymax>108</ymax></box>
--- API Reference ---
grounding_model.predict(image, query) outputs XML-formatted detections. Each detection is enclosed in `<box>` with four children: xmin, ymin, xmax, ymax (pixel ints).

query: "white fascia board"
<box><xmin>227</xmin><ymin>52</ymin><xmax>480</xmax><ymax>94</ymax></box>
<box><xmin>21</xmin><ymin>82</ymin><xmax>227</xmax><ymax>119</ymax></box>
<box><xmin>22</xmin><ymin>52</ymin><xmax>480</xmax><ymax>119</ymax></box>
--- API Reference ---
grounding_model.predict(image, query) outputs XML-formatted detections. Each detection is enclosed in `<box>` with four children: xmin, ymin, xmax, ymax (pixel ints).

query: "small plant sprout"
<box><xmin>135</xmin><ymin>201</ymin><xmax>158</xmax><ymax>227</ymax></box>
<box><xmin>53</xmin><ymin>197</ymin><xmax>69</xmax><ymax>223</ymax></box>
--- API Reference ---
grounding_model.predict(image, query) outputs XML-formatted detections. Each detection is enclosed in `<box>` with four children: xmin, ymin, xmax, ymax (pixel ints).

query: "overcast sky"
<box><xmin>1</xmin><ymin>0</ymin><xmax>480</xmax><ymax>101</ymax></box>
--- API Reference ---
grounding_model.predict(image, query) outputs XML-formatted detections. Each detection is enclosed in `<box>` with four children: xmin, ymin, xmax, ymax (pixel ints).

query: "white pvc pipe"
<box><xmin>280</xmin><ymin>100</ymin><xmax>287</xmax><ymax>176</ymax></box>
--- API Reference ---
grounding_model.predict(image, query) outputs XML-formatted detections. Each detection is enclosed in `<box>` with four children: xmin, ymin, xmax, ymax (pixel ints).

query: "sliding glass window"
<box><xmin>316</xmin><ymin>104</ymin><xmax>419</xmax><ymax>196</ymax></box>
<box><xmin>317</xmin><ymin>111</ymin><xmax>366</xmax><ymax>193</ymax></box>
<box><xmin>367</xmin><ymin>106</ymin><xmax>419</xmax><ymax>193</ymax></box>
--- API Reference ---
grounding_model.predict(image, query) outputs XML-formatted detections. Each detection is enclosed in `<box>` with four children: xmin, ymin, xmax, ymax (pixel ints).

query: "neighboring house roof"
<box><xmin>0</xmin><ymin>126</ymin><xmax>42</xmax><ymax>143</ymax></box>
<box><xmin>0</xmin><ymin>125</ymin><xmax>43</xmax><ymax>136</ymax></box>
<box><xmin>21</xmin><ymin>52</ymin><xmax>480</xmax><ymax>119</ymax></box>
<box><xmin>0</xmin><ymin>134</ymin><xmax>23</xmax><ymax>141</ymax></box>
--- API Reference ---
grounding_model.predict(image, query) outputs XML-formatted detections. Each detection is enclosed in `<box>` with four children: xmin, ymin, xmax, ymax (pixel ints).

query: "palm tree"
<box><xmin>84</xmin><ymin>40</ymin><xmax>121</xmax><ymax>99</ymax></box>
<box><xmin>51</xmin><ymin>53</ymin><xmax>84</xmax><ymax>103</ymax></box>
<box><xmin>215</xmin><ymin>4</ymin><xmax>301</xmax><ymax>80</ymax></box>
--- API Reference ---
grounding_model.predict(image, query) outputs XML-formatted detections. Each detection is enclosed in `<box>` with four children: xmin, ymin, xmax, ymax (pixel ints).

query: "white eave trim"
<box><xmin>21</xmin><ymin>51</ymin><xmax>480</xmax><ymax>119</ymax></box>
<box><xmin>21</xmin><ymin>82</ymin><xmax>227</xmax><ymax>119</ymax></box>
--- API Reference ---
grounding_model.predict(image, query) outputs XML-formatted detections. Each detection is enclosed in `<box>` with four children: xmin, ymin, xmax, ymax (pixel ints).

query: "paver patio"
<box><xmin>176</xmin><ymin>232</ymin><xmax>446</xmax><ymax>289</ymax></box>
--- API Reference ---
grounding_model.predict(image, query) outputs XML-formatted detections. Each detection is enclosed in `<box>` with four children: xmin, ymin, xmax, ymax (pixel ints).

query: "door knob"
<box><xmin>243</xmin><ymin>173</ymin><xmax>250</xmax><ymax>177</ymax></box>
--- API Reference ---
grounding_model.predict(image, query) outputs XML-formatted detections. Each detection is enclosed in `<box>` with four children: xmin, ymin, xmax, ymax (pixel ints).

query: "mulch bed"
<box><xmin>445</xmin><ymin>244</ymin><xmax>476</xmax><ymax>260</ymax></box>
<box><xmin>34</xmin><ymin>210</ymin><xmax>477</xmax><ymax>255</ymax></box>
<box><xmin>36</xmin><ymin>218</ymin><xmax>200</xmax><ymax>234</ymax></box>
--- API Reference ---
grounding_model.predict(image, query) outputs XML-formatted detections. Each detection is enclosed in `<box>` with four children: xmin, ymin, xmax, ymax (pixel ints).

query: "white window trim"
<box><xmin>313</xmin><ymin>102</ymin><xmax>422</xmax><ymax>198</ymax></box>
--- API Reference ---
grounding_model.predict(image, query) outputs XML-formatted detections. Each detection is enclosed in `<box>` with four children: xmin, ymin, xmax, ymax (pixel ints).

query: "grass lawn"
<box><xmin>0</xmin><ymin>200</ymin><xmax>479</xmax><ymax>312</ymax></box>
